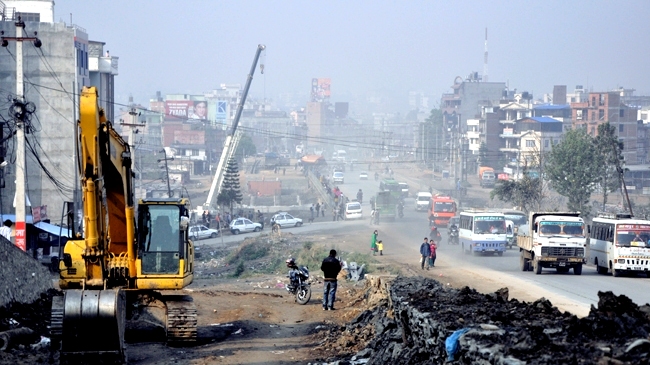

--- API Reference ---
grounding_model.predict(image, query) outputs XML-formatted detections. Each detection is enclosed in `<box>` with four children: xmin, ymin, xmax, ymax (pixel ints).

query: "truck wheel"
<box><xmin>573</xmin><ymin>264</ymin><xmax>582</xmax><ymax>275</ymax></box>
<box><xmin>613</xmin><ymin>267</ymin><xmax>622</xmax><ymax>277</ymax></box>
<box><xmin>497</xmin><ymin>251</ymin><xmax>503</xmax><ymax>257</ymax></box>
<box><xmin>534</xmin><ymin>259</ymin><xmax>542</xmax><ymax>275</ymax></box>
<box><xmin>472</xmin><ymin>249</ymin><xmax>480</xmax><ymax>256</ymax></box>
<box><xmin>595</xmin><ymin>259</ymin><xmax>608</xmax><ymax>274</ymax></box>
<box><xmin>519</xmin><ymin>253</ymin><xmax>527</xmax><ymax>271</ymax></box>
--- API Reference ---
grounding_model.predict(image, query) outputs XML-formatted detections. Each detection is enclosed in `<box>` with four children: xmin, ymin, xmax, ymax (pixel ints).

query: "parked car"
<box><xmin>229</xmin><ymin>217</ymin><xmax>262</xmax><ymax>235</ymax></box>
<box><xmin>398</xmin><ymin>182</ymin><xmax>409</xmax><ymax>198</ymax></box>
<box><xmin>359</xmin><ymin>171</ymin><xmax>368</xmax><ymax>180</ymax></box>
<box><xmin>271</xmin><ymin>212</ymin><xmax>303</xmax><ymax>228</ymax></box>
<box><xmin>344</xmin><ymin>201</ymin><xmax>363</xmax><ymax>220</ymax></box>
<box><xmin>189</xmin><ymin>225</ymin><xmax>219</xmax><ymax>240</ymax></box>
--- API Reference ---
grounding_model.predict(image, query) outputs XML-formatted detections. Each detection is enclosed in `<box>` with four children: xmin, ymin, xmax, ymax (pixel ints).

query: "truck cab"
<box><xmin>518</xmin><ymin>212</ymin><xmax>587</xmax><ymax>275</ymax></box>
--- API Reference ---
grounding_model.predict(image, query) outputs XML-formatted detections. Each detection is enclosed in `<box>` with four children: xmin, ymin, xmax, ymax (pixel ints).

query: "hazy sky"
<box><xmin>55</xmin><ymin>0</ymin><xmax>650</xmax><ymax>113</ymax></box>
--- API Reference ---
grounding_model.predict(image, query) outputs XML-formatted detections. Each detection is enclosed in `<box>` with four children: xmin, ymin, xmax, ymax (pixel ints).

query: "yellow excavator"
<box><xmin>51</xmin><ymin>86</ymin><xmax>195</xmax><ymax>363</ymax></box>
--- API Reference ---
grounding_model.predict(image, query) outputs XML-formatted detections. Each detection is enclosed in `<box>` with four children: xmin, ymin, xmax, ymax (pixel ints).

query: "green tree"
<box><xmin>545</xmin><ymin>128</ymin><xmax>600</xmax><ymax>217</ymax></box>
<box><xmin>594</xmin><ymin>122</ymin><xmax>623</xmax><ymax>211</ymax></box>
<box><xmin>490</xmin><ymin>164</ymin><xmax>544</xmax><ymax>214</ymax></box>
<box><xmin>235</xmin><ymin>133</ymin><xmax>257</xmax><ymax>160</ymax></box>
<box><xmin>217</xmin><ymin>158</ymin><xmax>243</xmax><ymax>212</ymax></box>
<box><xmin>478</xmin><ymin>142</ymin><xmax>488</xmax><ymax>167</ymax></box>
<box><xmin>423</xmin><ymin>109</ymin><xmax>443</xmax><ymax>167</ymax></box>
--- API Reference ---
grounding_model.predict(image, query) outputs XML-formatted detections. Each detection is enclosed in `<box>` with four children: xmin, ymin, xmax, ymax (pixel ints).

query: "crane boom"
<box><xmin>204</xmin><ymin>44</ymin><xmax>265</xmax><ymax>210</ymax></box>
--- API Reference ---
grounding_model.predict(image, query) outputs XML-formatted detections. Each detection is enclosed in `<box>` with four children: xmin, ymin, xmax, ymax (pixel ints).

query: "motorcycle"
<box><xmin>429</xmin><ymin>227</ymin><xmax>442</xmax><ymax>244</ymax></box>
<box><xmin>448</xmin><ymin>225</ymin><xmax>459</xmax><ymax>245</ymax></box>
<box><xmin>286</xmin><ymin>261</ymin><xmax>311</xmax><ymax>305</ymax></box>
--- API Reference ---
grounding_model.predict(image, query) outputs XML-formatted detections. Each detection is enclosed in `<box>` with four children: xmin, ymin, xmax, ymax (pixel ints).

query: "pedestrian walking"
<box><xmin>420</xmin><ymin>238</ymin><xmax>431</xmax><ymax>270</ymax></box>
<box><xmin>0</xmin><ymin>219</ymin><xmax>12</xmax><ymax>241</ymax></box>
<box><xmin>377</xmin><ymin>240</ymin><xmax>384</xmax><ymax>256</ymax></box>
<box><xmin>429</xmin><ymin>240</ymin><xmax>437</xmax><ymax>268</ymax></box>
<box><xmin>370</xmin><ymin>230</ymin><xmax>378</xmax><ymax>256</ymax></box>
<box><xmin>206</xmin><ymin>212</ymin><xmax>212</xmax><ymax>228</ymax></box>
<box><xmin>310</xmin><ymin>204</ymin><xmax>315</xmax><ymax>222</ymax></box>
<box><xmin>315</xmin><ymin>202</ymin><xmax>321</xmax><ymax>216</ymax></box>
<box><xmin>321</xmin><ymin>203</ymin><xmax>326</xmax><ymax>217</ymax></box>
<box><xmin>320</xmin><ymin>249</ymin><xmax>342</xmax><ymax>310</ymax></box>
<box><xmin>332</xmin><ymin>207</ymin><xmax>337</xmax><ymax>221</ymax></box>
<box><xmin>202</xmin><ymin>211</ymin><xmax>207</xmax><ymax>225</ymax></box>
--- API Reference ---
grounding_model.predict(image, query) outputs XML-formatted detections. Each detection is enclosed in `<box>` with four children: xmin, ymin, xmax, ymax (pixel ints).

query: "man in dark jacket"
<box><xmin>320</xmin><ymin>249</ymin><xmax>342</xmax><ymax>310</ymax></box>
<box><xmin>420</xmin><ymin>238</ymin><xmax>431</xmax><ymax>270</ymax></box>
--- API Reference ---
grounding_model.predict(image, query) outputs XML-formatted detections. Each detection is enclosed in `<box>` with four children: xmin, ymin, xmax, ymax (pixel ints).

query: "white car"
<box><xmin>271</xmin><ymin>212</ymin><xmax>303</xmax><ymax>228</ymax></box>
<box><xmin>332</xmin><ymin>171</ymin><xmax>344</xmax><ymax>184</ymax></box>
<box><xmin>359</xmin><ymin>171</ymin><xmax>368</xmax><ymax>180</ymax></box>
<box><xmin>345</xmin><ymin>202</ymin><xmax>363</xmax><ymax>220</ymax></box>
<box><xmin>189</xmin><ymin>225</ymin><xmax>219</xmax><ymax>240</ymax></box>
<box><xmin>229</xmin><ymin>217</ymin><xmax>262</xmax><ymax>235</ymax></box>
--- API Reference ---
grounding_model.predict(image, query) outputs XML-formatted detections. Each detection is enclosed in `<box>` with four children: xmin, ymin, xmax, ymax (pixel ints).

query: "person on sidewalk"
<box><xmin>420</xmin><ymin>237</ymin><xmax>431</xmax><ymax>270</ymax></box>
<box><xmin>320</xmin><ymin>249</ymin><xmax>342</xmax><ymax>311</ymax></box>
<box><xmin>377</xmin><ymin>240</ymin><xmax>384</xmax><ymax>256</ymax></box>
<box><xmin>429</xmin><ymin>240</ymin><xmax>437</xmax><ymax>268</ymax></box>
<box><xmin>0</xmin><ymin>219</ymin><xmax>12</xmax><ymax>242</ymax></box>
<box><xmin>370</xmin><ymin>230</ymin><xmax>378</xmax><ymax>255</ymax></box>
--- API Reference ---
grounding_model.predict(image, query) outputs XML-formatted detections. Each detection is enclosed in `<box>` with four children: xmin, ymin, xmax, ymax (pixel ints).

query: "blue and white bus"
<box><xmin>459</xmin><ymin>211</ymin><xmax>507</xmax><ymax>256</ymax></box>
<box><xmin>589</xmin><ymin>214</ymin><xmax>650</xmax><ymax>277</ymax></box>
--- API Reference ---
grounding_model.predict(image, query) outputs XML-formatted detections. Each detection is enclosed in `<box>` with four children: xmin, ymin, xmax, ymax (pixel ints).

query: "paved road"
<box><xmin>196</xmin><ymin>168</ymin><xmax>650</xmax><ymax>315</ymax></box>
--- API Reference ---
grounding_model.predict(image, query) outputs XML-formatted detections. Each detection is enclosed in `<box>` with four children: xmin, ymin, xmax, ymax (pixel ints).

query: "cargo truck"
<box><xmin>517</xmin><ymin>212</ymin><xmax>587</xmax><ymax>275</ymax></box>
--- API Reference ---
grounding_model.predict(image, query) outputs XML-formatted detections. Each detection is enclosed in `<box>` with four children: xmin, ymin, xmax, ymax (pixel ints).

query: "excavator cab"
<box><xmin>136</xmin><ymin>198</ymin><xmax>194</xmax><ymax>289</ymax></box>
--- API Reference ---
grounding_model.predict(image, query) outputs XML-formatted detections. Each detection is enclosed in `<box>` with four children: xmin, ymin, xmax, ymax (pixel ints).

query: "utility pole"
<box><xmin>120</xmin><ymin>108</ymin><xmax>145</xmax><ymax>199</ymax></box>
<box><xmin>1</xmin><ymin>19</ymin><xmax>42</xmax><ymax>251</ymax></box>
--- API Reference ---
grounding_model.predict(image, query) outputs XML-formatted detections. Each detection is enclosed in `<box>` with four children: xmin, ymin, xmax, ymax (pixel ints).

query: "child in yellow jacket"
<box><xmin>377</xmin><ymin>240</ymin><xmax>384</xmax><ymax>256</ymax></box>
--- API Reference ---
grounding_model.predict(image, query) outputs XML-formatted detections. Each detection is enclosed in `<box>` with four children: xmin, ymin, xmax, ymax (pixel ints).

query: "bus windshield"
<box><xmin>616</xmin><ymin>230</ymin><xmax>650</xmax><ymax>247</ymax></box>
<box><xmin>539</xmin><ymin>221</ymin><xmax>584</xmax><ymax>236</ymax></box>
<box><xmin>473</xmin><ymin>216</ymin><xmax>506</xmax><ymax>234</ymax></box>
<box><xmin>504</xmin><ymin>214</ymin><xmax>527</xmax><ymax>227</ymax></box>
<box><xmin>433</xmin><ymin>202</ymin><xmax>455</xmax><ymax>212</ymax></box>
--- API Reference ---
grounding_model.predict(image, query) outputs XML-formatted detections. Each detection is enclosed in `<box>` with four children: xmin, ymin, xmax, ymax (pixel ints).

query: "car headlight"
<box><xmin>618</xmin><ymin>259</ymin><xmax>625</xmax><ymax>264</ymax></box>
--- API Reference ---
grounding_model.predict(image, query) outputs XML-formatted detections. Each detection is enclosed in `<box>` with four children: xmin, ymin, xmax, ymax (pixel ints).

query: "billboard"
<box><xmin>164</xmin><ymin>100</ymin><xmax>208</xmax><ymax>121</ymax></box>
<box><xmin>310</xmin><ymin>78</ymin><xmax>331</xmax><ymax>102</ymax></box>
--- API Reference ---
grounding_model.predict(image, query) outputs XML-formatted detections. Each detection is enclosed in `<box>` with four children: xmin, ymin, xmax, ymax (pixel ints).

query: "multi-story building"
<box><xmin>571</xmin><ymin>92</ymin><xmax>638</xmax><ymax>164</ymax></box>
<box><xmin>0</xmin><ymin>0</ymin><xmax>117</xmax><ymax>219</ymax></box>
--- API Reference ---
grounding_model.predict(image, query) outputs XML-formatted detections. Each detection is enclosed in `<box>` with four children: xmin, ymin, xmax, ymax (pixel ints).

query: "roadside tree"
<box><xmin>594</xmin><ymin>122</ymin><xmax>624</xmax><ymax>211</ymax></box>
<box><xmin>217</xmin><ymin>158</ymin><xmax>243</xmax><ymax>213</ymax></box>
<box><xmin>545</xmin><ymin>128</ymin><xmax>600</xmax><ymax>217</ymax></box>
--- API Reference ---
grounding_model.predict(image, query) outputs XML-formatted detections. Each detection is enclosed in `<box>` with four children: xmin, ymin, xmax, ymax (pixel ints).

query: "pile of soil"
<box><xmin>315</xmin><ymin>276</ymin><xmax>650</xmax><ymax>364</ymax></box>
<box><xmin>0</xmin><ymin>289</ymin><xmax>61</xmax><ymax>364</ymax></box>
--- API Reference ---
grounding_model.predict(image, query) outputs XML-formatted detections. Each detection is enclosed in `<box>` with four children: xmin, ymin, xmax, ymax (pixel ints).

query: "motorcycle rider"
<box><xmin>448</xmin><ymin>221</ymin><xmax>459</xmax><ymax>244</ymax></box>
<box><xmin>397</xmin><ymin>200</ymin><xmax>404</xmax><ymax>218</ymax></box>
<box><xmin>357</xmin><ymin>189</ymin><xmax>363</xmax><ymax>203</ymax></box>
<box><xmin>286</xmin><ymin>258</ymin><xmax>300</xmax><ymax>289</ymax></box>
<box><xmin>430</xmin><ymin>226</ymin><xmax>442</xmax><ymax>244</ymax></box>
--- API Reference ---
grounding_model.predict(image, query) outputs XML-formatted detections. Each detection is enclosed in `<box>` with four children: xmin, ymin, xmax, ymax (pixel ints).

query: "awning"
<box><xmin>300</xmin><ymin>155</ymin><xmax>325</xmax><ymax>164</ymax></box>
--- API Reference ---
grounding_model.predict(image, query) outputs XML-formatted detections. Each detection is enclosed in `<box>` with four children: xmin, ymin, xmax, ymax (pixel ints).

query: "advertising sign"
<box><xmin>216</xmin><ymin>100</ymin><xmax>228</xmax><ymax>130</ymax></box>
<box><xmin>165</xmin><ymin>100</ymin><xmax>207</xmax><ymax>121</ymax></box>
<box><xmin>311</xmin><ymin>78</ymin><xmax>331</xmax><ymax>102</ymax></box>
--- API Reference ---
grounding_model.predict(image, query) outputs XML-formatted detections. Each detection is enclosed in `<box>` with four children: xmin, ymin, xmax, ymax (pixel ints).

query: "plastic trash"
<box><xmin>445</xmin><ymin>328</ymin><xmax>470</xmax><ymax>361</ymax></box>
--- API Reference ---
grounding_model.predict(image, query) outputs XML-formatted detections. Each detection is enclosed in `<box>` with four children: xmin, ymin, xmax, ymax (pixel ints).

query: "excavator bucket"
<box><xmin>51</xmin><ymin>289</ymin><xmax>126</xmax><ymax>364</ymax></box>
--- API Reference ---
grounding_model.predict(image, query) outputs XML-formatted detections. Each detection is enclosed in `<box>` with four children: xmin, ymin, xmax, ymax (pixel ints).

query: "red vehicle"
<box><xmin>428</xmin><ymin>195</ymin><xmax>457</xmax><ymax>226</ymax></box>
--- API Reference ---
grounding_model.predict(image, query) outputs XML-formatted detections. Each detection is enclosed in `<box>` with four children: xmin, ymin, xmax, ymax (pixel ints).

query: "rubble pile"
<box><xmin>0</xmin><ymin>240</ymin><xmax>53</xmax><ymax>307</ymax></box>
<box><xmin>318</xmin><ymin>276</ymin><xmax>650</xmax><ymax>365</ymax></box>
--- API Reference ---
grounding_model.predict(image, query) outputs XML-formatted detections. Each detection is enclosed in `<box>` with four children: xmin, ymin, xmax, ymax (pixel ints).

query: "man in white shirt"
<box><xmin>0</xmin><ymin>219</ymin><xmax>12</xmax><ymax>241</ymax></box>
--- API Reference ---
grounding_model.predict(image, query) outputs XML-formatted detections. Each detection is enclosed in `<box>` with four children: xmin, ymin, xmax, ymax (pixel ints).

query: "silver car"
<box><xmin>189</xmin><ymin>225</ymin><xmax>219</xmax><ymax>240</ymax></box>
<box><xmin>229</xmin><ymin>217</ymin><xmax>262</xmax><ymax>234</ymax></box>
<box><xmin>271</xmin><ymin>212</ymin><xmax>303</xmax><ymax>228</ymax></box>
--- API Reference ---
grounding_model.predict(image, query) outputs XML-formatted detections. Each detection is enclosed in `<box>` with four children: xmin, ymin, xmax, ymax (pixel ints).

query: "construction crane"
<box><xmin>203</xmin><ymin>44</ymin><xmax>265</xmax><ymax>213</ymax></box>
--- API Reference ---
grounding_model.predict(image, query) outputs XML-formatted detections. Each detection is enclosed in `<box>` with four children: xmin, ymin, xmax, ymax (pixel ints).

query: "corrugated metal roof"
<box><xmin>530</xmin><ymin>117</ymin><xmax>561</xmax><ymax>123</ymax></box>
<box><xmin>533</xmin><ymin>104</ymin><xmax>570</xmax><ymax>110</ymax></box>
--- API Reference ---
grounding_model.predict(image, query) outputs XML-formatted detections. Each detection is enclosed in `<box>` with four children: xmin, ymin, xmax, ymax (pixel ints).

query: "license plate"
<box><xmin>634</xmin><ymin>267</ymin><xmax>642</xmax><ymax>270</ymax></box>
<box><xmin>559</xmin><ymin>262</ymin><xmax>566</xmax><ymax>267</ymax></box>
<box><xmin>487</xmin><ymin>249</ymin><xmax>494</xmax><ymax>252</ymax></box>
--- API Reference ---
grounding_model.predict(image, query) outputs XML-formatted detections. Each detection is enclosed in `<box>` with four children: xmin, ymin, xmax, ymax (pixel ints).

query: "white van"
<box><xmin>345</xmin><ymin>201</ymin><xmax>362</xmax><ymax>220</ymax></box>
<box><xmin>415</xmin><ymin>192</ymin><xmax>432</xmax><ymax>211</ymax></box>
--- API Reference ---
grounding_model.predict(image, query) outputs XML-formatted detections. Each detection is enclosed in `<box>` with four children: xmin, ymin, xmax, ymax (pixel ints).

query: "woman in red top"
<box><xmin>429</xmin><ymin>241</ymin><xmax>437</xmax><ymax>268</ymax></box>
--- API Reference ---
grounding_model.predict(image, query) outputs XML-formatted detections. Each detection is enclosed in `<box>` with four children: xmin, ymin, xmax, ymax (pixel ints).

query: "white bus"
<box><xmin>589</xmin><ymin>214</ymin><xmax>650</xmax><ymax>277</ymax></box>
<box><xmin>459</xmin><ymin>211</ymin><xmax>507</xmax><ymax>256</ymax></box>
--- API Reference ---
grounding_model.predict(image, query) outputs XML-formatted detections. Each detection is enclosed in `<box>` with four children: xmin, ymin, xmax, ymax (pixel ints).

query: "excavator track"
<box><xmin>165</xmin><ymin>295</ymin><xmax>197</xmax><ymax>343</ymax></box>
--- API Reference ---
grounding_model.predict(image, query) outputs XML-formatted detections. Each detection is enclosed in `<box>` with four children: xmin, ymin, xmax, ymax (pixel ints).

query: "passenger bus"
<box><xmin>459</xmin><ymin>211</ymin><xmax>507</xmax><ymax>256</ymax></box>
<box><xmin>379</xmin><ymin>178</ymin><xmax>402</xmax><ymax>199</ymax></box>
<box><xmin>428</xmin><ymin>195</ymin><xmax>457</xmax><ymax>226</ymax></box>
<box><xmin>589</xmin><ymin>213</ymin><xmax>650</xmax><ymax>277</ymax></box>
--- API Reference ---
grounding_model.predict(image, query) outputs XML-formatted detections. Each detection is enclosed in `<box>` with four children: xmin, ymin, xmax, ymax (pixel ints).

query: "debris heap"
<box><xmin>319</xmin><ymin>276</ymin><xmax>650</xmax><ymax>364</ymax></box>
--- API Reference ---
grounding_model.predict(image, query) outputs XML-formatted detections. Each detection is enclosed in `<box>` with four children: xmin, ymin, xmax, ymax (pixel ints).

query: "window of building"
<box><xmin>591</xmin><ymin>111</ymin><xmax>595</xmax><ymax>121</ymax></box>
<box><xmin>16</xmin><ymin>12</ymin><xmax>40</xmax><ymax>22</ymax></box>
<box><xmin>576</xmin><ymin>110</ymin><xmax>583</xmax><ymax>120</ymax></box>
<box><xmin>544</xmin><ymin>139</ymin><xmax>549</xmax><ymax>148</ymax></box>
<box><xmin>599</xmin><ymin>109</ymin><xmax>604</xmax><ymax>120</ymax></box>
<box><xmin>192</xmin><ymin>149</ymin><xmax>199</xmax><ymax>156</ymax></box>
<box><xmin>619</xmin><ymin>124</ymin><xmax>624</xmax><ymax>133</ymax></box>
<box><xmin>591</xmin><ymin>97</ymin><xmax>596</xmax><ymax>107</ymax></box>
<box><xmin>620</xmin><ymin>109</ymin><xmax>625</xmax><ymax>118</ymax></box>
<box><xmin>525</xmin><ymin>140</ymin><xmax>536</xmax><ymax>148</ymax></box>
